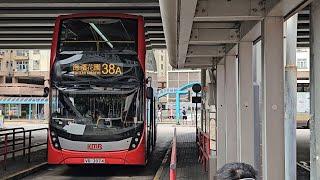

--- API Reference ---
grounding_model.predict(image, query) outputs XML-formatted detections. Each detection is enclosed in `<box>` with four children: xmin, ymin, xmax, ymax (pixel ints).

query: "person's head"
<box><xmin>217</xmin><ymin>162</ymin><xmax>256</xmax><ymax>180</ymax></box>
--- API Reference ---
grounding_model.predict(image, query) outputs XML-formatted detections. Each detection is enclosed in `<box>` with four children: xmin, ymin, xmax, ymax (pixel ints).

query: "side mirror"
<box><xmin>43</xmin><ymin>87</ymin><xmax>49</xmax><ymax>97</ymax></box>
<box><xmin>146</xmin><ymin>87</ymin><xmax>153</xmax><ymax>99</ymax></box>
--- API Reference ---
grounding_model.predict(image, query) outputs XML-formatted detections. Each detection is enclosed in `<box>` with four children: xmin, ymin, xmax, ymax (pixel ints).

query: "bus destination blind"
<box><xmin>72</xmin><ymin>63</ymin><xmax>123</xmax><ymax>76</ymax></box>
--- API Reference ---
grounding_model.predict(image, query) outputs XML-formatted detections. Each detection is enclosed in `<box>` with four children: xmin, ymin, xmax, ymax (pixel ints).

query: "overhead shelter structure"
<box><xmin>157</xmin><ymin>82</ymin><xmax>200</xmax><ymax>121</ymax></box>
<box><xmin>0</xmin><ymin>0</ymin><xmax>166</xmax><ymax>50</ymax></box>
<box><xmin>159</xmin><ymin>0</ymin><xmax>315</xmax><ymax>179</ymax></box>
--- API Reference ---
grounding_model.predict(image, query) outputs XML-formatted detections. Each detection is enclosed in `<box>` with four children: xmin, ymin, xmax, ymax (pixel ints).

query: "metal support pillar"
<box><xmin>284</xmin><ymin>14</ymin><xmax>297</xmax><ymax>180</ymax></box>
<box><xmin>310</xmin><ymin>2</ymin><xmax>320</xmax><ymax>179</ymax></box>
<box><xmin>175</xmin><ymin>91</ymin><xmax>180</xmax><ymax>124</ymax></box>
<box><xmin>28</xmin><ymin>104</ymin><xmax>32</xmax><ymax>120</ymax></box>
<box><xmin>217</xmin><ymin>63</ymin><xmax>226</xmax><ymax>169</ymax></box>
<box><xmin>8</xmin><ymin>104</ymin><xmax>10</xmax><ymax>116</ymax></box>
<box><xmin>261</xmin><ymin>16</ymin><xmax>285</xmax><ymax>180</ymax></box>
<box><xmin>225</xmin><ymin>55</ymin><xmax>238</xmax><ymax>163</ymax></box>
<box><xmin>238</xmin><ymin>41</ymin><xmax>254</xmax><ymax>165</ymax></box>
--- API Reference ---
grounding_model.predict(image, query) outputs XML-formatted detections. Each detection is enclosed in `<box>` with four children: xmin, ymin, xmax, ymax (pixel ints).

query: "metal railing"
<box><xmin>197</xmin><ymin>128</ymin><xmax>211</xmax><ymax>171</ymax></box>
<box><xmin>0</xmin><ymin>127</ymin><xmax>48</xmax><ymax>170</ymax></box>
<box><xmin>170</xmin><ymin>128</ymin><xmax>177</xmax><ymax>180</ymax></box>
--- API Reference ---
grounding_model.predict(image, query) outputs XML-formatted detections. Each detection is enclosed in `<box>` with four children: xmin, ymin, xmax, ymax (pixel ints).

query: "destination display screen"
<box><xmin>72</xmin><ymin>63</ymin><xmax>123</xmax><ymax>76</ymax></box>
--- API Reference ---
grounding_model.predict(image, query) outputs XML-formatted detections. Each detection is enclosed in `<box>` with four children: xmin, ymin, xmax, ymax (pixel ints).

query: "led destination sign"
<box><xmin>72</xmin><ymin>63</ymin><xmax>123</xmax><ymax>76</ymax></box>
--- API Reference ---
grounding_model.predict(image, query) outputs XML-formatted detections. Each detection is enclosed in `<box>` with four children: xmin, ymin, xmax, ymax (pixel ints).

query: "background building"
<box><xmin>153</xmin><ymin>49</ymin><xmax>201</xmax><ymax>119</ymax></box>
<box><xmin>296</xmin><ymin>47</ymin><xmax>310</xmax><ymax>127</ymax></box>
<box><xmin>153</xmin><ymin>49</ymin><xmax>170</xmax><ymax>89</ymax></box>
<box><xmin>0</xmin><ymin>49</ymin><xmax>50</xmax><ymax>120</ymax></box>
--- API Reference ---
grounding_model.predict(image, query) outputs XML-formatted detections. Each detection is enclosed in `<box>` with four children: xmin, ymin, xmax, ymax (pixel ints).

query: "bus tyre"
<box><xmin>67</xmin><ymin>164</ymin><xmax>79</xmax><ymax>168</ymax></box>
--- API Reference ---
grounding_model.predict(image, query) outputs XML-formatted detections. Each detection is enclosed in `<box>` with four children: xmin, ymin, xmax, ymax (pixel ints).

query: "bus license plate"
<box><xmin>84</xmin><ymin>158</ymin><xmax>105</xmax><ymax>164</ymax></box>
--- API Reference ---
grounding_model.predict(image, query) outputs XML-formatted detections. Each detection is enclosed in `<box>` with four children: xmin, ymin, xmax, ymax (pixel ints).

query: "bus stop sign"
<box><xmin>192</xmin><ymin>83</ymin><xmax>201</xmax><ymax>93</ymax></box>
<box><xmin>192</xmin><ymin>96</ymin><xmax>201</xmax><ymax>103</ymax></box>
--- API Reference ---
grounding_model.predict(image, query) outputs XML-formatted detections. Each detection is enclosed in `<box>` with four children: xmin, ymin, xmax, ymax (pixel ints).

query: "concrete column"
<box><xmin>44</xmin><ymin>104</ymin><xmax>49</xmax><ymax>121</ymax></box>
<box><xmin>310</xmin><ymin>2</ymin><xmax>320</xmax><ymax>179</ymax></box>
<box><xmin>284</xmin><ymin>14</ymin><xmax>297</xmax><ymax>180</ymax></box>
<box><xmin>238</xmin><ymin>42</ymin><xmax>254</xmax><ymax>165</ymax></box>
<box><xmin>261</xmin><ymin>16</ymin><xmax>285</xmax><ymax>180</ymax></box>
<box><xmin>216</xmin><ymin>62</ymin><xmax>226</xmax><ymax>169</ymax></box>
<box><xmin>253</xmin><ymin>41</ymin><xmax>263</xmax><ymax>176</ymax></box>
<box><xmin>201</xmin><ymin>69</ymin><xmax>206</xmax><ymax>131</ymax></box>
<box><xmin>225</xmin><ymin>55</ymin><xmax>238</xmax><ymax>163</ymax></box>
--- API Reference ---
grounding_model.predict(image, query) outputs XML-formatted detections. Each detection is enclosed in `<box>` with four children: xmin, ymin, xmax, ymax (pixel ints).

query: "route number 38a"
<box><xmin>102</xmin><ymin>64</ymin><xmax>123</xmax><ymax>75</ymax></box>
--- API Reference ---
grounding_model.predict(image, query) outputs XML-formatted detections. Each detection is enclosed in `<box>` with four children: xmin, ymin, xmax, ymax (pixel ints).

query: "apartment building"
<box><xmin>153</xmin><ymin>49</ymin><xmax>171</xmax><ymax>89</ymax></box>
<box><xmin>0</xmin><ymin>49</ymin><xmax>50</xmax><ymax>120</ymax></box>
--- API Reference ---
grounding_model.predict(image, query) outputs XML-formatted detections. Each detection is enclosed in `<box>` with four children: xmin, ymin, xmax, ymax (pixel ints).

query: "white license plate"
<box><xmin>84</xmin><ymin>158</ymin><xmax>105</xmax><ymax>164</ymax></box>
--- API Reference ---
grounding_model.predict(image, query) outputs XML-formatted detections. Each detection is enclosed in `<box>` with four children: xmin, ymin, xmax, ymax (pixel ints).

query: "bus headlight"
<box><xmin>129</xmin><ymin>129</ymin><xmax>143</xmax><ymax>150</ymax></box>
<box><xmin>50</xmin><ymin>130</ymin><xmax>61</xmax><ymax>150</ymax></box>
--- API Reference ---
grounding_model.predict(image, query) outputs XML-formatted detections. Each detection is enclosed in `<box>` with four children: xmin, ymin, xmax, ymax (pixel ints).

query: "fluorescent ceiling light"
<box><xmin>89</xmin><ymin>22</ymin><xmax>114</xmax><ymax>49</ymax></box>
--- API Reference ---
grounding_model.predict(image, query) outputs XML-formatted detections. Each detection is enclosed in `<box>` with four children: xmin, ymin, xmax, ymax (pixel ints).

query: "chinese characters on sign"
<box><xmin>72</xmin><ymin>63</ymin><xmax>123</xmax><ymax>75</ymax></box>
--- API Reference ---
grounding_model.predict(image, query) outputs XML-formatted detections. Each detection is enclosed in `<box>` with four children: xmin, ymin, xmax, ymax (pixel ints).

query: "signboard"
<box><xmin>72</xmin><ymin>63</ymin><xmax>123</xmax><ymax>76</ymax></box>
<box><xmin>192</xmin><ymin>96</ymin><xmax>201</xmax><ymax>103</ymax></box>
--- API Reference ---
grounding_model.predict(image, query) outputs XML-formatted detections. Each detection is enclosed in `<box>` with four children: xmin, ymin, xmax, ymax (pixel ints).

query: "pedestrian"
<box><xmin>216</xmin><ymin>162</ymin><xmax>256</xmax><ymax>180</ymax></box>
<box><xmin>182</xmin><ymin>107</ymin><xmax>187</xmax><ymax>125</ymax></box>
<box><xmin>157</xmin><ymin>109</ymin><xmax>162</xmax><ymax>122</ymax></box>
<box><xmin>169</xmin><ymin>106</ymin><xmax>174</xmax><ymax>119</ymax></box>
<box><xmin>9</xmin><ymin>109</ymin><xmax>13</xmax><ymax>120</ymax></box>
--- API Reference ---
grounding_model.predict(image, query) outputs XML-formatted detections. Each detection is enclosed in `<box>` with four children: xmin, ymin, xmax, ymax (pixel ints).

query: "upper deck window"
<box><xmin>59</xmin><ymin>18</ymin><xmax>138</xmax><ymax>53</ymax></box>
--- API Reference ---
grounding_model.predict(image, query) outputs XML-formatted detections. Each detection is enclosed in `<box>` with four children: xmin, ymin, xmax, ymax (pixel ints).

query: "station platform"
<box><xmin>159</xmin><ymin>126</ymin><xmax>208</xmax><ymax>180</ymax></box>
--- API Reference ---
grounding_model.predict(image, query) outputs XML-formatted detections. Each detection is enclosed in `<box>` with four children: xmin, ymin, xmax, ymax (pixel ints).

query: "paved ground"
<box><xmin>0</xmin><ymin>149</ymin><xmax>47</xmax><ymax>178</ymax></box>
<box><xmin>0</xmin><ymin>121</ymin><xmax>311</xmax><ymax>180</ymax></box>
<box><xmin>22</xmin><ymin>124</ymin><xmax>176</xmax><ymax>180</ymax></box>
<box><xmin>160</xmin><ymin>127</ymin><xmax>207</xmax><ymax>180</ymax></box>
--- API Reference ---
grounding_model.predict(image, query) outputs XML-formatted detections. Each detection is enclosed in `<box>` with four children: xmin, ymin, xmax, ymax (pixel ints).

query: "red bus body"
<box><xmin>48</xmin><ymin>13</ymin><xmax>150</xmax><ymax>165</ymax></box>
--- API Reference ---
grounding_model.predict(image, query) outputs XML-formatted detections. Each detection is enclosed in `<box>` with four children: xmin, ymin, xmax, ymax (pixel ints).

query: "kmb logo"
<box><xmin>87</xmin><ymin>144</ymin><xmax>103</xmax><ymax>150</ymax></box>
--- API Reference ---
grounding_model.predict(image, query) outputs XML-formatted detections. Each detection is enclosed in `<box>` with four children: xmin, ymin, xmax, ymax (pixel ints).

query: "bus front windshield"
<box><xmin>50</xmin><ymin>17</ymin><xmax>144</xmax><ymax>140</ymax></box>
<box><xmin>59</xmin><ymin>17</ymin><xmax>138</xmax><ymax>52</ymax></box>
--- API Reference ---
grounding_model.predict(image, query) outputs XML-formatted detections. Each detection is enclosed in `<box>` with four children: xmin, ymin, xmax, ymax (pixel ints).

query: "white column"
<box><xmin>225</xmin><ymin>55</ymin><xmax>239</xmax><ymax>163</ymax></box>
<box><xmin>284</xmin><ymin>14</ymin><xmax>297</xmax><ymax>180</ymax></box>
<box><xmin>238</xmin><ymin>42</ymin><xmax>254</xmax><ymax>165</ymax></box>
<box><xmin>261</xmin><ymin>16</ymin><xmax>285</xmax><ymax>180</ymax></box>
<box><xmin>310</xmin><ymin>2</ymin><xmax>320</xmax><ymax>179</ymax></box>
<box><xmin>217</xmin><ymin>62</ymin><xmax>226</xmax><ymax>169</ymax></box>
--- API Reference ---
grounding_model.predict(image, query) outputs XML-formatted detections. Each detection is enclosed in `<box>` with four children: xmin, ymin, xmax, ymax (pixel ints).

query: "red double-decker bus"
<box><xmin>47</xmin><ymin>13</ymin><xmax>156</xmax><ymax>165</ymax></box>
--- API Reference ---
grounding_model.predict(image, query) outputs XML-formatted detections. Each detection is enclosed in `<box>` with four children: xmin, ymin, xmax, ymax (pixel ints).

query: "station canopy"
<box><xmin>0</xmin><ymin>0</ymin><xmax>166</xmax><ymax>50</ymax></box>
<box><xmin>0</xmin><ymin>97</ymin><xmax>48</xmax><ymax>104</ymax></box>
<box><xmin>159</xmin><ymin>0</ymin><xmax>310</xmax><ymax>69</ymax></box>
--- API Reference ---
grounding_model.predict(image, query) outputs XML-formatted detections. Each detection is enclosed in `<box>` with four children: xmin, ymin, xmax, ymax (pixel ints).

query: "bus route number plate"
<box><xmin>84</xmin><ymin>158</ymin><xmax>105</xmax><ymax>164</ymax></box>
